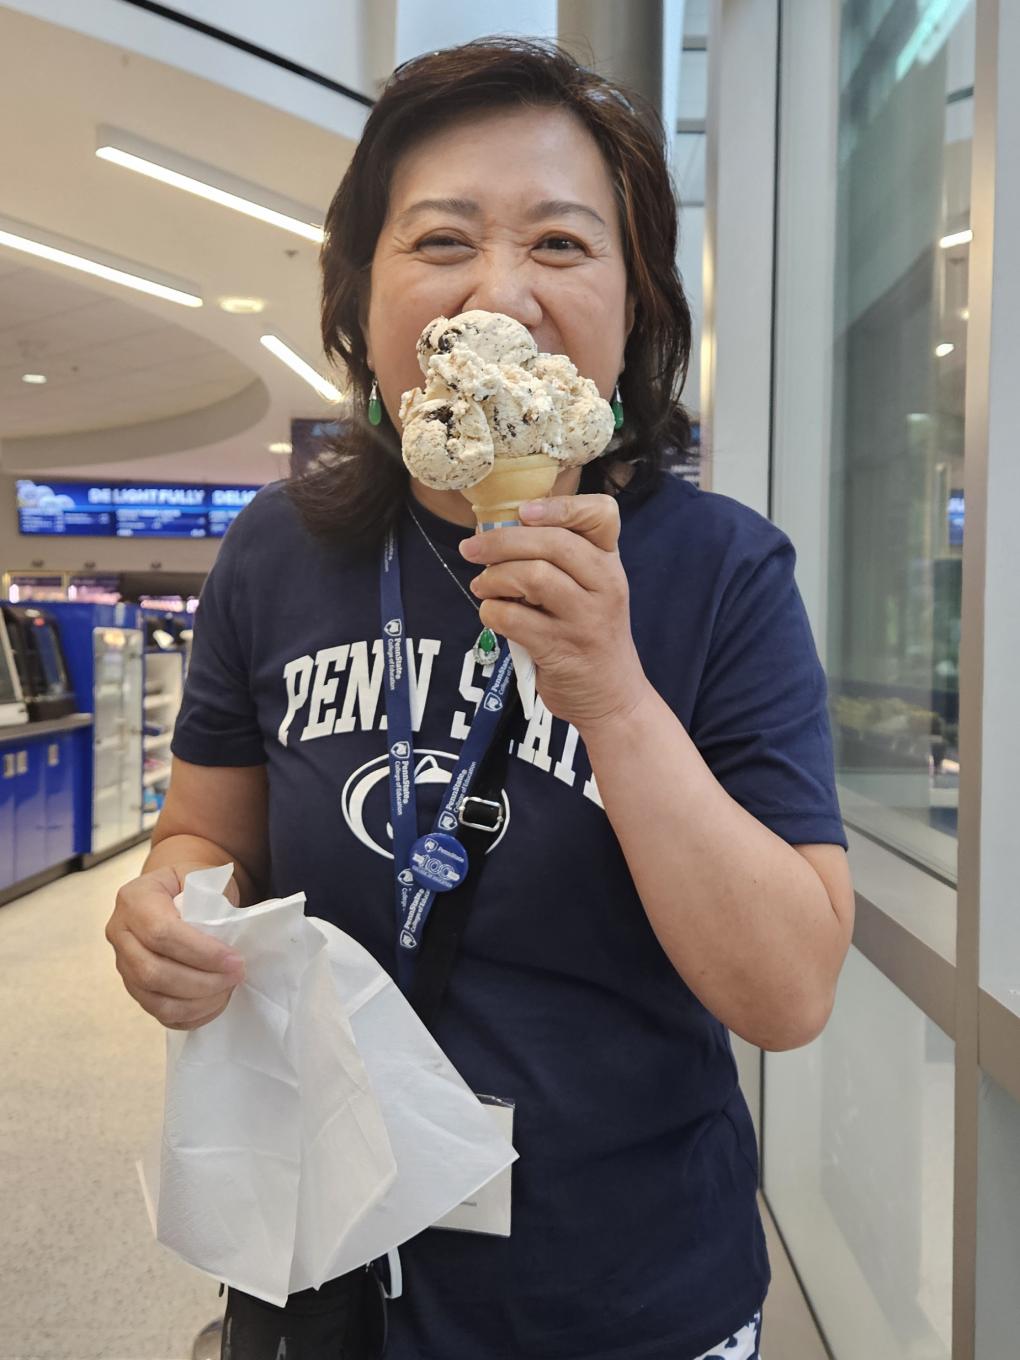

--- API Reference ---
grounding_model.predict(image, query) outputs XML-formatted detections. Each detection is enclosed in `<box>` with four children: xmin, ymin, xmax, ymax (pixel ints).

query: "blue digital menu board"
<box><xmin>16</xmin><ymin>479</ymin><xmax>260</xmax><ymax>539</ymax></box>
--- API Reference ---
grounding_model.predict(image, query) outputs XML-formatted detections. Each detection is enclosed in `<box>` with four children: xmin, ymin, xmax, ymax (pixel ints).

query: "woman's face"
<box><xmin>364</xmin><ymin>105</ymin><xmax>633</xmax><ymax>427</ymax></box>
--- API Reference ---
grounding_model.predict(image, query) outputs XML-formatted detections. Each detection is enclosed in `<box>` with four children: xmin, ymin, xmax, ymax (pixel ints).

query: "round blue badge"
<box><xmin>408</xmin><ymin>832</ymin><xmax>469</xmax><ymax>893</ymax></box>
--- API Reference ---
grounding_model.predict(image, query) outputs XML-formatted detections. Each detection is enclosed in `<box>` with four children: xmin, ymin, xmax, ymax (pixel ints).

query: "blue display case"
<box><xmin>0</xmin><ymin>717</ymin><xmax>93</xmax><ymax>899</ymax></box>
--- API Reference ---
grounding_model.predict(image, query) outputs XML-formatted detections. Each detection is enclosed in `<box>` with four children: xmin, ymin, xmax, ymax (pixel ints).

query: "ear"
<box><xmin>624</xmin><ymin>290</ymin><xmax>637</xmax><ymax>340</ymax></box>
<box><xmin>357</xmin><ymin>284</ymin><xmax>373</xmax><ymax>370</ymax></box>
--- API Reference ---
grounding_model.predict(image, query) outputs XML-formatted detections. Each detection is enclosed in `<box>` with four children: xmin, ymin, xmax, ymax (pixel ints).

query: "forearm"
<box><xmin>144</xmin><ymin>832</ymin><xmax>261</xmax><ymax>907</ymax></box>
<box><xmin>578</xmin><ymin>681</ymin><xmax>846</xmax><ymax>1051</ymax></box>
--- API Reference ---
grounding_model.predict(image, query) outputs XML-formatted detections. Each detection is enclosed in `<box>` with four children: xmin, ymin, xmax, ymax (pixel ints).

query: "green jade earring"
<box><xmin>611</xmin><ymin>382</ymin><xmax>624</xmax><ymax>430</ymax></box>
<box><xmin>368</xmin><ymin>377</ymin><xmax>382</xmax><ymax>426</ymax></box>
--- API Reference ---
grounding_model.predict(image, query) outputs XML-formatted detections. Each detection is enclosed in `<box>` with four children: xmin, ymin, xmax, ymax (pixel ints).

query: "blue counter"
<box><xmin>0</xmin><ymin>713</ymin><xmax>93</xmax><ymax>901</ymax></box>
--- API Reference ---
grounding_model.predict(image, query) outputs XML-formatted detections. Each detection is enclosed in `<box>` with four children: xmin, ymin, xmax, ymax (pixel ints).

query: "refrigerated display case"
<box><xmin>142</xmin><ymin>644</ymin><xmax>184</xmax><ymax>830</ymax></box>
<box><xmin>93</xmin><ymin>626</ymin><xmax>144</xmax><ymax>854</ymax></box>
<box><xmin>44</xmin><ymin>603</ymin><xmax>145</xmax><ymax>861</ymax></box>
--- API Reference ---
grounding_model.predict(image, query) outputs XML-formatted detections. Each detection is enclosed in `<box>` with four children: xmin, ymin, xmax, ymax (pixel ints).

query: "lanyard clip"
<box><xmin>457</xmin><ymin>795</ymin><xmax>504</xmax><ymax>834</ymax></box>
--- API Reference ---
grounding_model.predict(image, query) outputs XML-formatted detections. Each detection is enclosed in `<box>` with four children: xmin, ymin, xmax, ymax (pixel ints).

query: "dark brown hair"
<box><xmin>289</xmin><ymin>37</ymin><xmax>694</xmax><ymax>547</ymax></box>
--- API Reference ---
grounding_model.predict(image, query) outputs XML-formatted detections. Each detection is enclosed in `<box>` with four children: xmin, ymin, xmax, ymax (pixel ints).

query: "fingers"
<box><xmin>115</xmin><ymin>927</ymin><xmax>244</xmax><ymax>1002</ymax></box>
<box><xmin>106</xmin><ymin>866</ymin><xmax>247</xmax><ymax>1032</ymax></box>
<box><xmin>116</xmin><ymin>878</ymin><xmax>242</xmax><ymax>975</ymax></box>
<box><xmin>460</xmin><ymin>525</ymin><xmax>613</xmax><ymax>594</ymax></box>
<box><xmin>469</xmin><ymin>558</ymin><xmax>585</xmax><ymax>616</ymax></box>
<box><xmin>120</xmin><ymin>973</ymin><xmax>236</xmax><ymax>1031</ymax></box>
<box><xmin>478</xmin><ymin>598</ymin><xmax>560</xmax><ymax>655</ymax></box>
<box><xmin>520</xmin><ymin>493</ymin><xmax>621</xmax><ymax>551</ymax></box>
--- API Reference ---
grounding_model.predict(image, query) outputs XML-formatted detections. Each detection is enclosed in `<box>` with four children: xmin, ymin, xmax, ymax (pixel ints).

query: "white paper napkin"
<box><xmin>142</xmin><ymin>865</ymin><xmax>517</xmax><ymax>1305</ymax></box>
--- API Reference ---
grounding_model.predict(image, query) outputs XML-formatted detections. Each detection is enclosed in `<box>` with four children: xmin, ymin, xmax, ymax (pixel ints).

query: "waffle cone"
<box><xmin>467</xmin><ymin>454</ymin><xmax>561</xmax><ymax>529</ymax></box>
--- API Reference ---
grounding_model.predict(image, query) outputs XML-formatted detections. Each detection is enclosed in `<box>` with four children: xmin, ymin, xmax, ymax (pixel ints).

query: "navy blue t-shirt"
<box><xmin>173</xmin><ymin>470</ymin><xmax>847</xmax><ymax>1360</ymax></box>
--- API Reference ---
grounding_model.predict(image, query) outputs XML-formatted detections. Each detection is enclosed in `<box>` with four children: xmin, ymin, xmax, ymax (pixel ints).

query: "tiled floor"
<box><xmin>0</xmin><ymin>847</ymin><xmax>829</xmax><ymax>1359</ymax></box>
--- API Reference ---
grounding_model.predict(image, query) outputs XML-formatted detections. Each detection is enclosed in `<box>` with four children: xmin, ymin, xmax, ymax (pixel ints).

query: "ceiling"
<box><xmin>0</xmin><ymin>259</ymin><xmax>257</xmax><ymax>436</ymax></box>
<box><xmin>0</xmin><ymin>4</ymin><xmax>360</xmax><ymax>484</ymax></box>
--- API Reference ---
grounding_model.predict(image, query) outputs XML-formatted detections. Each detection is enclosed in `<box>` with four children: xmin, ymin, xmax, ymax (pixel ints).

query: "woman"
<box><xmin>107</xmin><ymin>39</ymin><xmax>854</xmax><ymax>1360</ymax></box>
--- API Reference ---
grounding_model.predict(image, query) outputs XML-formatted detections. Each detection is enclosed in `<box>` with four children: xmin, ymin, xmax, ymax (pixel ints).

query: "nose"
<box><xmin>462</xmin><ymin>255</ymin><xmax>543</xmax><ymax>331</ymax></box>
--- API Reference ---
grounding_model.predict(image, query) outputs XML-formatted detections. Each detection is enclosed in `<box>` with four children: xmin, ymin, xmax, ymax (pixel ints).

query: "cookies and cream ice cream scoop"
<box><xmin>400</xmin><ymin>309</ymin><xmax>615</xmax><ymax>507</ymax></box>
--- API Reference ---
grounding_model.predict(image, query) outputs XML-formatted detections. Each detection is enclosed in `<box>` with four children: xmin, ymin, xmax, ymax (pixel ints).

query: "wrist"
<box><xmin>575</xmin><ymin>673</ymin><xmax>661</xmax><ymax>749</ymax></box>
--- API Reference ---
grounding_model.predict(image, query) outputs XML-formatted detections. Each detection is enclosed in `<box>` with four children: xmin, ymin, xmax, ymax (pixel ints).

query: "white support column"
<box><xmin>701</xmin><ymin>0</ymin><xmax>779</xmax><ymax>516</ymax></box>
<box><xmin>769</xmin><ymin>1</ymin><xmax>841</xmax><ymax>657</ymax></box>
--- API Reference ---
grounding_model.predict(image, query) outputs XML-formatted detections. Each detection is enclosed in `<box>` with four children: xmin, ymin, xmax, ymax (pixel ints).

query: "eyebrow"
<box><xmin>394</xmin><ymin>197</ymin><xmax>608</xmax><ymax>230</ymax></box>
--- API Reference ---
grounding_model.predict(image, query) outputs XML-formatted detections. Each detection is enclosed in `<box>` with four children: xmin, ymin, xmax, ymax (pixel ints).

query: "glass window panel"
<box><xmin>976</xmin><ymin>1073</ymin><xmax>1020</xmax><ymax>1357</ymax></box>
<box><xmin>677</xmin><ymin>48</ymin><xmax>707</xmax><ymax>123</ymax></box>
<box><xmin>674</xmin><ymin>131</ymin><xmax>706</xmax><ymax>206</ymax></box>
<box><xmin>764</xmin><ymin>948</ymin><xmax>953</xmax><ymax>1358</ymax></box>
<box><xmin>827</xmin><ymin>0</ymin><xmax>975</xmax><ymax>882</ymax></box>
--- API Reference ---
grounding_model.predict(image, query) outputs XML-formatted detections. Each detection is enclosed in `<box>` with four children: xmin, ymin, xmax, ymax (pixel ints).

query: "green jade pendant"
<box><xmin>472</xmin><ymin>626</ymin><xmax>500</xmax><ymax>667</ymax></box>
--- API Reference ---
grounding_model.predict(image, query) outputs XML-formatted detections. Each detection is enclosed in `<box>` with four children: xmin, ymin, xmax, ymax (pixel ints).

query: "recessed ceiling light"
<box><xmin>96</xmin><ymin>128</ymin><xmax>324</xmax><ymax>243</ymax></box>
<box><xmin>219</xmin><ymin>296</ymin><xmax>266</xmax><ymax>315</ymax></box>
<box><xmin>935</xmin><ymin>342</ymin><xmax>955</xmax><ymax>358</ymax></box>
<box><xmin>22</xmin><ymin>373</ymin><xmax>47</xmax><ymax>384</ymax></box>
<box><xmin>268</xmin><ymin>441</ymin><xmax>293</xmax><ymax>454</ymax></box>
<box><xmin>259</xmin><ymin>334</ymin><xmax>342</xmax><ymax>402</ymax></box>
<box><xmin>0</xmin><ymin>214</ymin><xmax>202</xmax><ymax>307</ymax></box>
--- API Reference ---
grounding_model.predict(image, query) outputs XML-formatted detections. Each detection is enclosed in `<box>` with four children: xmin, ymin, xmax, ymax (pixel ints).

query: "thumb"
<box><xmin>519</xmin><ymin>492</ymin><xmax>621</xmax><ymax>552</ymax></box>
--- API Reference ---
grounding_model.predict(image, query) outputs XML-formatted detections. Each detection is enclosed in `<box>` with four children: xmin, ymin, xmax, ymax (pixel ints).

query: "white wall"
<box><xmin>396</xmin><ymin>0</ymin><xmax>557</xmax><ymax>66</ymax></box>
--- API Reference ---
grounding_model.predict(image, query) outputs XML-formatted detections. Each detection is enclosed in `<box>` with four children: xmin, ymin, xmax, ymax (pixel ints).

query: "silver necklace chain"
<box><xmin>406</xmin><ymin>502</ymin><xmax>480</xmax><ymax>615</ymax></box>
<box><xmin>405</xmin><ymin>501</ymin><xmax>501</xmax><ymax>667</ymax></box>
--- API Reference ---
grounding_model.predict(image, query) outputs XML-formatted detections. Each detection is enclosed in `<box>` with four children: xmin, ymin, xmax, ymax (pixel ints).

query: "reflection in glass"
<box><xmin>827</xmin><ymin>0</ymin><xmax>974</xmax><ymax>879</ymax></box>
<box><xmin>764</xmin><ymin>948</ymin><xmax>953</xmax><ymax>1359</ymax></box>
<box><xmin>976</xmin><ymin>1074</ymin><xmax>1020</xmax><ymax>1357</ymax></box>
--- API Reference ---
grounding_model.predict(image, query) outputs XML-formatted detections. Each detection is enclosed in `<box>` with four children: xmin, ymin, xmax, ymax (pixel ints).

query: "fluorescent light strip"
<box><xmin>260</xmin><ymin>334</ymin><xmax>342</xmax><ymax>402</ymax></box>
<box><xmin>895</xmin><ymin>0</ymin><xmax>970</xmax><ymax>81</ymax></box>
<box><xmin>939</xmin><ymin>229</ymin><xmax>973</xmax><ymax>249</ymax></box>
<box><xmin>0</xmin><ymin>226</ymin><xmax>202</xmax><ymax>307</ymax></box>
<box><xmin>97</xmin><ymin>145</ymin><xmax>324</xmax><ymax>244</ymax></box>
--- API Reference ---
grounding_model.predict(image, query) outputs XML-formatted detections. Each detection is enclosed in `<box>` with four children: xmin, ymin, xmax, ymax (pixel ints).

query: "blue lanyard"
<box><xmin>380</xmin><ymin>528</ymin><xmax>515</xmax><ymax>991</ymax></box>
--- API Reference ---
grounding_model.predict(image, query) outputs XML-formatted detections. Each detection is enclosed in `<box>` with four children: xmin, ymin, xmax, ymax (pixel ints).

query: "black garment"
<box><xmin>221</xmin><ymin>1268</ymin><xmax>386</xmax><ymax>1360</ymax></box>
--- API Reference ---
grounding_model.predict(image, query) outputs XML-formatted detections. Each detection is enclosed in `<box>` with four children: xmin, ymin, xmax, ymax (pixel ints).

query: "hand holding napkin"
<box><xmin>143</xmin><ymin>865</ymin><xmax>516</xmax><ymax>1305</ymax></box>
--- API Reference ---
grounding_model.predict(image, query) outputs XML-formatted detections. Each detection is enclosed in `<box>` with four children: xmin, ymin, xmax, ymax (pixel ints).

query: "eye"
<box><xmin>415</xmin><ymin>234</ymin><xmax>472</xmax><ymax>253</ymax></box>
<box><xmin>536</xmin><ymin>235</ymin><xmax>584</xmax><ymax>252</ymax></box>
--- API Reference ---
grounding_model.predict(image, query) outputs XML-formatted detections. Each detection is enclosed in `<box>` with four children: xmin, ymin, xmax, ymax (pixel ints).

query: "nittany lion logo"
<box><xmin>384</xmin><ymin>618</ymin><xmax>402</xmax><ymax>637</ymax></box>
<box><xmin>397</xmin><ymin>868</ymin><xmax>414</xmax><ymax>887</ymax></box>
<box><xmin>390</xmin><ymin>740</ymin><xmax>410</xmax><ymax>759</ymax></box>
<box><xmin>399</xmin><ymin>930</ymin><xmax>418</xmax><ymax>950</ymax></box>
<box><xmin>483</xmin><ymin>692</ymin><xmax>503</xmax><ymax>712</ymax></box>
<box><xmin>340</xmin><ymin>748</ymin><xmax>510</xmax><ymax>860</ymax></box>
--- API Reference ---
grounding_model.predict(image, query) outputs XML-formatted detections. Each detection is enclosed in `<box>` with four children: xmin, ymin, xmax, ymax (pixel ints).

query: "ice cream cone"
<box><xmin>466</xmin><ymin>453</ymin><xmax>561</xmax><ymax>531</ymax></box>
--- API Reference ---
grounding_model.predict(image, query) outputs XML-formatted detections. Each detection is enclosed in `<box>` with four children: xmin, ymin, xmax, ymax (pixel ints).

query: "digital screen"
<box><xmin>291</xmin><ymin>417</ymin><xmax>344</xmax><ymax>477</ymax></box>
<box><xmin>16</xmin><ymin>479</ymin><xmax>260</xmax><ymax>539</ymax></box>
<box><xmin>947</xmin><ymin>489</ymin><xmax>964</xmax><ymax>547</ymax></box>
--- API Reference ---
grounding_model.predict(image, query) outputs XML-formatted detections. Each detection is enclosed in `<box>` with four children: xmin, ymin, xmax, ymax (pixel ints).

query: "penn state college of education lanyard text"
<box><xmin>380</xmin><ymin>529</ymin><xmax>514</xmax><ymax>991</ymax></box>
